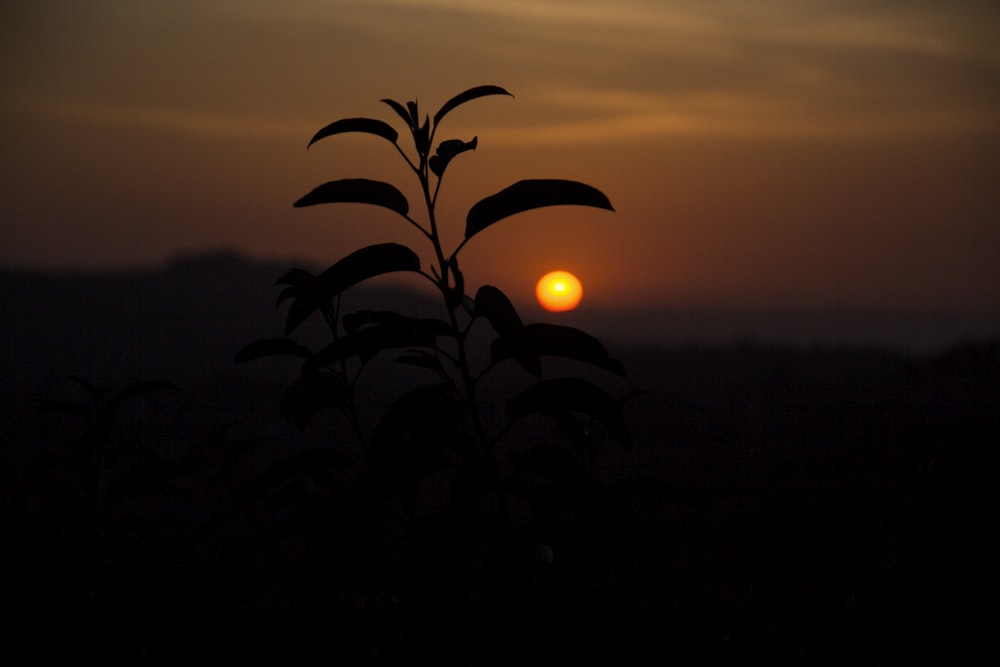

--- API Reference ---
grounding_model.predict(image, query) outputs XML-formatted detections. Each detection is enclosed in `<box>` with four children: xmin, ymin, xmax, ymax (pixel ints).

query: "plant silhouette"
<box><xmin>235</xmin><ymin>88</ymin><xmax>641</xmax><ymax>659</ymax></box>
<box><xmin>238</xmin><ymin>85</ymin><xmax>633</xmax><ymax>489</ymax></box>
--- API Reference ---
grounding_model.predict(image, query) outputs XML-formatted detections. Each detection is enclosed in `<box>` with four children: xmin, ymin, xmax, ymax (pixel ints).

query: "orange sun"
<box><xmin>536</xmin><ymin>270</ymin><xmax>583</xmax><ymax>312</ymax></box>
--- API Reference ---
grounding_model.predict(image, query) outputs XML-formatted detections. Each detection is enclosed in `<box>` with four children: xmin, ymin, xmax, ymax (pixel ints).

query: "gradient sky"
<box><xmin>2</xmin><ymin>0</ymin><xmax>999</xmax><ymax>316</ymax></box>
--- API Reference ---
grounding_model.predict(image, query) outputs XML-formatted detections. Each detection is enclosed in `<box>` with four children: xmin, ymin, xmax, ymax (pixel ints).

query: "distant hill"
<box><xmin>2</xmin><ymin>251</ymin><xmax>997</xmax><ymax>395</ymax></box>
<box><xmin>0</xmin><ymin>251</ymin><xmax>441</xmax><ymax>391</ymax></box>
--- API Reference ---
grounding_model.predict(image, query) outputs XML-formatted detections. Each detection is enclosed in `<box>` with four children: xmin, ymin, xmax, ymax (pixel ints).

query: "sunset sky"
<box><xmin>2</xmin><ymin>0</ymin><xmax>998</xmax><ymax>322</ymax></box>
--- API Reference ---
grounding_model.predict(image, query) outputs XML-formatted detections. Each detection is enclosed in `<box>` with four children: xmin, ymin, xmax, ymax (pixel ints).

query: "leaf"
<box><xmin>445</xmin><ymin>257</ymin><xmax>464</xmax><ymax>310</ymax></box>
<box><xmin>474</xmin><ymin>285</ymin><xmax>541</xmax><ymax>377</ymax></box>
<box><xmin>276</xmin><ymin>284</ymin><xmax>301</xmax><ymax>307</ymax></box>
<box><xmin>465</xmin><ymin>179</ymin><xmax>614</xmax><ymax>241</ymax></box>
<box><xmin>460</xmin><ymin>294</ymin><xmax>476</xmax><ymax>317</ymax></box>
<box><xmin>284</xmin><ymin>294</ymin><xmax>323</xmax><ymax>337</ymax></box>
<box><xmin>380</xmin><ymin>97</ymin><xmax>413</xmax><ymax>128</ymax></box>
<box><xmin>433</xmin><ymin>85</ymin><xmax>513</xmax><ymax>126</ymax></box>
<box><xmin>274</xmin><ymin>269</ymin><xmax>315</xmax><ymax>310</ymax></box>
<box><xmin>281</xmin><ymin>244</ymin><xmax>421</xmax><ymax>336</ymax></box>
<box><xmin>275</xmin><ymin>267</ymin><xmax>315</xmax><ymax>287</ymax></box>
<box><xmin>304</xmin><ymin>318</ymin><xmax>441</xmax><ymax>372</ymax></box>
<box><xmin>274</xmin><ymin>270</ymin><xmax>319</xmax><ymax>330</ymax></box>
<box><xmin>491</xmin><ymin>323</ymin><xmax>627</xmax><ymax>377</ymax></box>
<box><xmin>429</xmin><ymin>137</ymin><xmax>477</xmax><ymax>177</ymax></box>
<box><xmin>306</xmin><ymin>117</ymin><xmax>398</xmax><ymax>149</ymax></box>
<box><xmin>317</xmin><ymin>243</ymin><xmax>421</xmax><ymax>295</ymax></box>
<box><xmin>415</xmin><ymin>114</ymin><xmax>431</xmax><ymax>156</ymax></box>
<box><xmin>273</xmin><ymin>270</ymin><xmax>325</xmax><ymax>335</ymax></box>
<box><xmin>474</xmin><ymin>285</ymin><xmax>523</xmax><ymax>335</ymax></box>
<box><xmin>342</xmin><ymin>310</ymin><xmax>452</xmax><ymax>337</ymax></box>
<box><xmin>235</xmin><ymin>338</ymin><xmax>313</xmax><ymax>364</ymax></box>
<box><xmin>294</xmin><ymin>178</ymin><xmax>409</xmax><ymax>217</ymax></box>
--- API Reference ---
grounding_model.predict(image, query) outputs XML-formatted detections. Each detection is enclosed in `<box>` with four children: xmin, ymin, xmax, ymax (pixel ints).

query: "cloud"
<box><xmin>2</xmin><ymin>93</ymin><xmax>311</xmax><ymax>141</ymax></box>
<box><xmin>11</xmin><ymin>0</ymin><xmax>1000</xmax><ymax>143</ymax></box>
<box><xmin>5</xmin><ymin>0</ymin><xmax>998</xmax><ymax>146</ymax></box>
<box><xmin>322</xmin><ymin>0</ymin><xmax>1000</xmax><ymax>142</ymax></box>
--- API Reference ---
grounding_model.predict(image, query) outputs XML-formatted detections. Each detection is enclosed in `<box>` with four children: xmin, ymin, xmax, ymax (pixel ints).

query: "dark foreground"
<box><xmin>2</xmin><ymin>258</ymin><xmax>998</xmax><ymax>663</ymax></box>
<box><xmin>3</xmin><ymin>338</ymin><xmax>998</xmax><ymax>664</ymax></box>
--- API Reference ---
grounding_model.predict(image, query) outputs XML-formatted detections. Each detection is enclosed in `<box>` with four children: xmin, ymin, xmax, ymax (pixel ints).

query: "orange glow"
<box><xmin>536</xmin><ymin>270</ymin><xmax>583</xmax><ymax>312</ymax></box>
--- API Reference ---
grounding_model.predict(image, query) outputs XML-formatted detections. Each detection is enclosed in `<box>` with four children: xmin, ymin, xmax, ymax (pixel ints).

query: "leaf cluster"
<box><xmin>238</xmin><ymin>85</ymin><xmax>633</xmax><ymax>507</ymax></box>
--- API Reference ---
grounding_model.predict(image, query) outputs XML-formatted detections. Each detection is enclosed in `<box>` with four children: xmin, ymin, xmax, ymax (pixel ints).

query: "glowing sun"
<box><xmin>536</xmin><ymin>270</ymin><xmax>583</xmax><ymax>312</ymax></box>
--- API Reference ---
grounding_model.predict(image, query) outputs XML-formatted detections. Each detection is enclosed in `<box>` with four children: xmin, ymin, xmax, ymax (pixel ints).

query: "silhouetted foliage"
<box><xmin>239</xmin><ymin>85</ymin><xmax>631</xmax><ymax>482</ymax></box>
<box><xmin>234</xmin><ymin>86</ymin><xmax>637</xmax><ymax>661</ymax></box>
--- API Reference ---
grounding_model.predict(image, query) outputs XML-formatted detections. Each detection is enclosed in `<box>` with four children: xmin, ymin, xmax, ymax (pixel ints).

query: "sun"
<box><xmin>536</xmin><ymin>270</ymin><xmax>583</xmax><ymax>312</ymax></box>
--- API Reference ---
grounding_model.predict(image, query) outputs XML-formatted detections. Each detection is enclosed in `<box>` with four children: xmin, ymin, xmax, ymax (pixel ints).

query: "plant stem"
<box><xmin>418</xmin><ymin>162</ymin><xmax>491</xmax><ymax>459</ymax></box>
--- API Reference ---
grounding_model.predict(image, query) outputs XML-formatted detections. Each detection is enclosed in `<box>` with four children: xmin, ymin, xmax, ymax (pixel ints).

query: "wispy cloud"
<box><xmin>335</xmin><ymin>0</ymin><xmax>997</xmax><ymax>60</ymax></box>
<box><xmin>323</xmin><ymin>0</ymin><xmax>1000</xmax><ymax>142</ymax></box>
<box><xmin>458</xmin><ymin>91</ymin><xmax>999</xmax><ymax>146</ymax></box>
<box><xmin>3</xmin><ymin>93</ymin><xmax>310</xmax><ymax>141</ymax></box>
<box><xmin>9</xmin><ymin>1</ymin><xmax>995</xmax><ymax>146</ymax></box>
